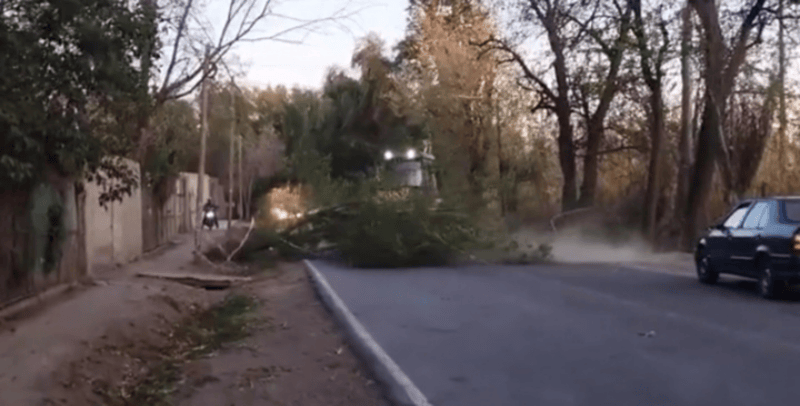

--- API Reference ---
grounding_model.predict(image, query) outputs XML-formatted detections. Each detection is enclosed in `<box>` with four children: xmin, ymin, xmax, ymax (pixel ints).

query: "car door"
<box><xmin>708</xmin><ymin>203</ymin><xmax>751</xmax><ymax>272</ymax></box>
<box><xmin>730</xmin><ymin>201</ymin><xmax>769</xmax><ymax>276</ymax></box>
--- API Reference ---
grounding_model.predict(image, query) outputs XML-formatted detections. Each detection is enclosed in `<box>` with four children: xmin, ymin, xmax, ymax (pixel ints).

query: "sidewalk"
<box><xmin>0</xmin><ymin>233</ymin><xmax>216</xmax><ymax>406</ymax></box>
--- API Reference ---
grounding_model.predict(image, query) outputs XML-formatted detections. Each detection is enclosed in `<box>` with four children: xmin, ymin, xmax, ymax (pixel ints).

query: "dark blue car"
<box><xmin>695</xmin><ymin>197</ymin><xmax>800</xmax><ymax>299</ymax></box>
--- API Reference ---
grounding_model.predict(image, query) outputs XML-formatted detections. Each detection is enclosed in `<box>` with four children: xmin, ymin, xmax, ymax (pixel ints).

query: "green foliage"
<box><xmin>277</xmin><ymin>36</ymin><xmax>428</xmax><ymax>186</ymax></box>
<box><xmin>330</xmin><ymin>195</ymin><xmax>490</xmax><ymax>268</ymax></box>
<box><xmin>83</xmin><ymin>156</ymin><xmax>140</xmax><ymax>208</ymax></box>
<box><xmin>0</xmin><ymin>0</ymin><xmax>157</xmax><ymax>198</ymax></box>
<box><xmin>149</xmin><ymin>101</ymin><xmax>200</xmax><ymax>175</ymax></box>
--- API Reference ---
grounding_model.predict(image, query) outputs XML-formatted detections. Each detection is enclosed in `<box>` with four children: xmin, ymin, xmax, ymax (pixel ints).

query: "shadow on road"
<box><xmin>710</xmin><ymin>278</ymin><xmax>800</xmax><ymax>302</ymax></box>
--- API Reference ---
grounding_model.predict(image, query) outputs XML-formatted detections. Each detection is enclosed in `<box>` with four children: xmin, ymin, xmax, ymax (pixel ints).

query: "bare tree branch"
<box><xmin>472</xmin><ymin>37</ymin><xmax>558</xmax><ymax>103</ymax></box>
<box><xmin>226</xmin><ymin>218</ymin><xmax>256</xmax><ymax>262</ymax></box>
<box><xmin>722</xmin><ymin>0</ymin><xmax>768</xmax><ymax>91</ymax></box>
<box><xmin>155</xmin><ymin>0</ymin><xmax>358</xmax><ymax>104</ymax></box>
<box><xmin>160</xmin><ymin>0</ymin><xmax>194</xmax><ymax>94</ymax></box>
<box><xmin>576</xmin><ymin>144</ymin><xmax>646</xmax><ymax>157</ymax></box>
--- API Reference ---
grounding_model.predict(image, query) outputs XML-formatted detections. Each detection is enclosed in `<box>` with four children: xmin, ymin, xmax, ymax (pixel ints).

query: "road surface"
<box><xmin>311</xmin><ymin>261</ymin><xmax>800</xmax><ymax>406</ymax></box>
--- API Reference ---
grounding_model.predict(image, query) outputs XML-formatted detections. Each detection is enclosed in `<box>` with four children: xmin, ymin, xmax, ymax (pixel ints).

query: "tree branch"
<box><xmin>723</xmin><ymin>0</ymin><xmax>767</xmax><ymax>91</ymax></box>
<box><xmin>160</xmin><ymin>0</ymin><xmax>194</xmax><ymax>93</ymax></box>
<box><xmin>472</xmin><ymin>37</ymin><xmax>557</xmax><ymax>103</ymax></box>
<box><xmin>226</xmin><ymin>217</ymin><xmax>256</xmax><ymax>262</ymax></box>
<box><xmin>577</xmin><ymin>144</ymin><xmax>646</xmax><ymax>157</ymax></box>
<box><xmin>156</xmin><ymin>0</ymin><xmax>357</xmax><ymax>103</ymax></box>
<box><xmin>565</xmin><ymin>3</ymin><xmax>608</xmax><ymax>55</ymax></box>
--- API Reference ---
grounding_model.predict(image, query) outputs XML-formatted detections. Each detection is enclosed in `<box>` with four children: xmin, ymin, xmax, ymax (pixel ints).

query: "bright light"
<box><xmin>406</xmin><ymin>148</ymin><xmax>416</xmax><ymax>160</ymax></box>
<box><xmin>271</xmin><ymin>207</ymin><xmax>289</xmax><ymax>220</ymax></box>
<box><xmin>384</xmin><ymin>150</ymin><xmax>394</xmax><ymax>160</ymax></box>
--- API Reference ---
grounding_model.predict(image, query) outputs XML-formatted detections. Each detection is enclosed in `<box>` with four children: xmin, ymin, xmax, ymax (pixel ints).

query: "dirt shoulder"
<box><xmin>0</xmin><ymin>240</ymin><xmax>221</xmax><ymax>406</ymax></box>
<box><xmin>0</xmin><ymin>232</ymin><xmax>386</xmax><ymax>406</ymax></box>
<box><xmin>173</xmin><ymin>262</ymin><xmax>387</xmax><ymax>406</ymax></box>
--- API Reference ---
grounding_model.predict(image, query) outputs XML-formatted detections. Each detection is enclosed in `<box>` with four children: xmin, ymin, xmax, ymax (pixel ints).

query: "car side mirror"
<box><xmin>711</xmin><ymin>224</ymin><xmax>725</xmax><ymax>230</ymax></box>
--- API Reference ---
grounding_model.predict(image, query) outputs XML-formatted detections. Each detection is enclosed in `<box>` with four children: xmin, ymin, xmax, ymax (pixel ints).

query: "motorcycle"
<box><xmin>202</xmin><ymin>208</ymin><xmax>219</xmax><ymax>229</ymax></box>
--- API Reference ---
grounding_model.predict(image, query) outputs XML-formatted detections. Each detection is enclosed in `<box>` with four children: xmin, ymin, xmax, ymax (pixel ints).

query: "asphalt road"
<box><xmin>310</xmin><ymin>260</ymin><xmax>800</xmax><ymax>406</ymax></box>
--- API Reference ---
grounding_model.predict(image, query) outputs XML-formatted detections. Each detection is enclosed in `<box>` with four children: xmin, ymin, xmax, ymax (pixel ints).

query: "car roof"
<box><xmin>739</xmin><ymin>196</ymin><xmax>800</xmax><ymax>203</ymax></box>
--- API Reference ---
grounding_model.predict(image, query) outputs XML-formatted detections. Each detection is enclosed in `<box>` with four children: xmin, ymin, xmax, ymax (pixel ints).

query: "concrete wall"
<box><xmin>1</xmin><ymin>172</ymin><xmax>89</xmax><ymax>306</ymax></box>
<box><xmin>84</xmin><ymin>157</ymin><xmax>143</xmax><ymax>274</ymax></box>
<box><xmin>83</xmin><ymin>166</ymin><xmax>219</xmax><ymax>275</ymax></box>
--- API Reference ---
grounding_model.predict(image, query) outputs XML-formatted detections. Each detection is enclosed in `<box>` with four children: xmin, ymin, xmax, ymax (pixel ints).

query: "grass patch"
<box><xmin>102</xmin><ymin>294</ymin><xmax>258</xmax><ymax>406</ymax></box>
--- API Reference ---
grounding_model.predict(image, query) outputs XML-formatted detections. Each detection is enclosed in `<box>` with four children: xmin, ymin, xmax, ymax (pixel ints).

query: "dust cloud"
<box><xmin>510</xmin><ymin>227</ymin><xmax>694</xmax><ymax>267</ymax></box>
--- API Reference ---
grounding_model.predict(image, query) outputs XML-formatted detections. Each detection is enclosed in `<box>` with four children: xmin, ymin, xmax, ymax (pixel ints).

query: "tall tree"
<box><xmin>674</xmin><ymin>4</ymin><xmax>694</xmax><ymax>249</ymax></box>
<box><xmin>0</xmin><ymin>0</ymin><xmax>157</xmax><ymax>201</ymax></box>
<box><xmin>683</xmin><ymin>0</ymin><xmax>768</xmax><ymax>248</ymax></box>
<box><xmin>571</xmin><ymin>0</ymin><xmax>633</xmax><ymax>208</ymax></box>
<box><xmin>630</xmin><ymin>0</ymin><xmax>670</xmax><ymax>244</ymax></box>
<box><xmin>480</xmin><ymin>0</ymin><xmax>633</xmax><ymax>210</ymax></box>
<box><xmin>480</xmin><ymin>0</ymin><xmax>578</xmax><ymax>210</ymax></box>
<box><xmin>401</xmin><ymin>0</ymin><xmax>504</xmax><ymax>221</ymax></box>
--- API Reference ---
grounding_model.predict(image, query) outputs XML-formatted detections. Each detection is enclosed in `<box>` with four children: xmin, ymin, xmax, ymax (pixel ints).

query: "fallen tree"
<box><xmin>234</xmin><ymin>196</ymin><xmax>492</xmax><ymax>268</ymax></box>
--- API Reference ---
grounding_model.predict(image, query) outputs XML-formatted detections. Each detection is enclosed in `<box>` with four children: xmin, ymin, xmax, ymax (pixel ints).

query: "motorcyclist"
<box><xmin>202</xmin><ymin>199</ymin><xmax>219</xmax><ymax>228</ymax></box>
<box><xmin>203</xmin><ymin>198</ymin><xmax>218</xmax><ymax>212</ymax></box>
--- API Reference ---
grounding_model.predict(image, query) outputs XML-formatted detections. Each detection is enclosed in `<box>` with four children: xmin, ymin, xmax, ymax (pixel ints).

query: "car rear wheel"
<box><xmin>696</xmin><ymin>255</ymin><xmax>719</xmax><ymax>285</ymax></box>
<box><xmin>758</xmin><ymin>258</ymin><xmax>781</xmax><ymax>299</ymax></box>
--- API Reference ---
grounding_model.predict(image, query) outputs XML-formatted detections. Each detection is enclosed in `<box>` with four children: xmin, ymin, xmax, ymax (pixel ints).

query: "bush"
<box><xmin>332</xmin><ymin>195</ymin><xmax>489</xmax><ymax>268</ymax></box>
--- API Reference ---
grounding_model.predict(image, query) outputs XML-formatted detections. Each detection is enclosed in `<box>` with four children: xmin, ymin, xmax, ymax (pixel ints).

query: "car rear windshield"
<box><xmin>783</xmin><ymin>200</ymin><xmax>800</xmax><ymax>222</ymax></box>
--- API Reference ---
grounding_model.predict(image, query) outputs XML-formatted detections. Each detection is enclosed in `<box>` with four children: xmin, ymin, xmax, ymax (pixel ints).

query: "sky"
<box><xmin>205</xmin><ymin>0</ymin><xmax>409</xmax><ymax>90</ymax></box>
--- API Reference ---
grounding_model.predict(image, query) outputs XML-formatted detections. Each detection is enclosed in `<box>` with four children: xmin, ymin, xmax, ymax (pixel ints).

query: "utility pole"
<box><xmin>227</xmin><ymin>82</ymin><xmax>235</xmax><ymax>238</ymax></box>
<box><xmin>778</xmin><ymin>0</ymin><xmax>787</xmax><ymax>172</ymax></box>
<box><xmin>195</xmin><ymin>46</ymin><xmax>210</xmax><ymax>252</ymax></box>
<box><xmin>238</xmin><ymin>133</ymin><xmax>244</xmax><ymax>220</ymax></box>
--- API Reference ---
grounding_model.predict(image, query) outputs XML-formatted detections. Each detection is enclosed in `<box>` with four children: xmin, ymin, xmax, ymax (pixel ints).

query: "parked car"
<box><xmin>695</xmin><ymin>197</ymin><xmax>800</xmax><ymax>298</ymax></box>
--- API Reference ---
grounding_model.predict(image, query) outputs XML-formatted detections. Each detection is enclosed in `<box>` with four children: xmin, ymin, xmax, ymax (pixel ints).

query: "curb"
<box><xmin>0</xmin><ymin>281</ymin><xmax>78</xmax><ymax>321</ymax></box>
<box><xmin>1</xmin><ymin>237</ymin><xmax>189</xmax><ymax>323</ymax></box>
<box><xmin>303</xmin><ymin>260</ymin><xmax>433</xmax><ymax>406</ymax></box>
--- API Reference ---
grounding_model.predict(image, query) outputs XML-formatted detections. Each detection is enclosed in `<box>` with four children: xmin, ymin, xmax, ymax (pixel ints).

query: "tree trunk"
<box><xmin>643</xmin><ymin>89</ymin><xmax>665</xmax><ymax>244</ymax></box>
<box><xmin>675</xmin><ymin>4</ymin><xmax>693</xmax><ymax>249</ymax></box>
<box><xmin>684</xmin><ymin>99</ymin><xmax>721</xmax><ymax>249</ymax></box>
<box><xmin>683</xmin><ymin>0</ymin><xmax>765</xmax><ymax>249</ymax></box>
<box><xmin>495</xmin><ymin>95</ymin><xmax>507</xmax><ymax>215</ymax></box>
<box><xmin>556</xmin><ymin>105</ymin><xmax>578</xmax><ymax>211</ymax></box>
<box><xmin>578</xmin><ymin>119</ymin><xmax>603</xmax><ymax>208</ymax></box>
<box><xmin>778</xmin><ymin>0</ymin><xmax>786</xmax><ymax>170</ymax></box>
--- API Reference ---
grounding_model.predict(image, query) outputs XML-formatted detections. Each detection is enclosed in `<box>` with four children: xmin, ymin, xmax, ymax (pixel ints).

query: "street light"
<box><xmin>406</xmin><ymin>148</ymin><xmax>416</xmax><ymax>160</ymax></box>
<box><xmin>384</xmin><ymin>150</ymin><xmax>394</xmax><ymax>160</ymax></box>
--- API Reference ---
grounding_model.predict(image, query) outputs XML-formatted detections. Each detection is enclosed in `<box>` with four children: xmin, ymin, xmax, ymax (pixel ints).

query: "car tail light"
<box><xmin>794</xmin><ymin>234</ymin><xmax>800</xmax><ymax>254</ymax></box>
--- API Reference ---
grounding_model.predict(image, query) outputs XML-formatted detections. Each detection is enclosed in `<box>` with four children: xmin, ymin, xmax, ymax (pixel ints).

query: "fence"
<box><xmin>0</xmin><ymin>190</ymin><xmax>33</xmax><ymax>305</ymax></box>
<box><xmin>1</xmin><ymin>163</ymin><xmax>222</xmax><ymax>307</ymax></box>
<box><xmin>0</xmin><ymin>173</ymin><xmax>87</xmax><ymax>307</ymax></box>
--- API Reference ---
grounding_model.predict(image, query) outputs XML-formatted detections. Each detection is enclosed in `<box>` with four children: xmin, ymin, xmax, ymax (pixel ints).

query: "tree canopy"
<box><xmin>0</xmin><ymin>0</ymin><xmax>157</xmax><ymax>197</ymax></box>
